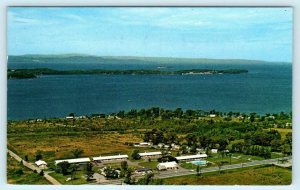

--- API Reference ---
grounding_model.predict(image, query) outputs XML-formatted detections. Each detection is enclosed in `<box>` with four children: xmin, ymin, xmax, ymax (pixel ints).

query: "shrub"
<box><xmin>14</xmin><ymin>169</ymin><xmax>24</xmax><ymax>176</ymax></box>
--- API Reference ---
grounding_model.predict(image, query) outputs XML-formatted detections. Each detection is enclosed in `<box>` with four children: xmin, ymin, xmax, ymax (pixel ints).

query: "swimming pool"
<box><xmin>191</xmin><ymin>160</ymin><xmax>207</xmax><ymax>165</ymax></box>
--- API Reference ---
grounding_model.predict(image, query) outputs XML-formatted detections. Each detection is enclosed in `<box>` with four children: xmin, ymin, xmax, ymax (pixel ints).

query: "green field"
<box><xmin>179</xmin><ymin>152</ymin><xmax>285</xmax><ymax>170</ymax></box>
<box><xmin>138</xmin><ymin>161</ymin><xmax>159</xmax><ymax>170</ymax></box>
<box><xmin>164</xmin><ymin>165</ymin><xmax>292</xmax><ymax>185</ymax></box>
<box><xmin>48</xmin><ymin>170</ymin><xmax>88</xmax><ymax>185</ymax></box>
<box><xmin>7</xmin><ymin>108</ymin><xmax>292</xmax><ymax>185</ymax></box>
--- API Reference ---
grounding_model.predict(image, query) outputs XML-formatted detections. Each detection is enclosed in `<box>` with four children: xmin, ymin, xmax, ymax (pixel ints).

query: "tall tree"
<box><xmin>124</xmin><ymin>168</ymin><xmax>134</xmax><ymax>184</ymax></box>
<box><xmin>70</xmin><ymin>164</ymin><xmax>79</xmax><ymax>180</ymax></box>
<box><xmin>72</xmin><ymin>148</ymin><xmax>84</xmax><ymax>158</ymax></box>
<box><xmin>216</xmin><ymin>162</ymin><xmax>223</xmax><ymax>174</ymax></box>
<box><xmin>35</xmin><ymin>150</ymin><xmax>43</xmax><ymax>161</ymax></box>
<box><xmin>85</xmin><ymin>162</ymin><xmax>94</xmax><ymax>181</ymax></box>
<box><xmin>131</xmin><ymin>149</ymin><xmax>140</xmax><ymax>160</ymax></box>
<box><xmin>196</xmin><ymin>165</ymin><xmax>202</xmax><ymax>176</ymax></box>
<box><xmin>121</xmin><ymin>161</ymin><xmax>128</xmax><ymax>171</ymax></box>
<box><xmin>57</xmin><ymin>161</ymin><xmax>70</xmax><ymax>175</ymax></box>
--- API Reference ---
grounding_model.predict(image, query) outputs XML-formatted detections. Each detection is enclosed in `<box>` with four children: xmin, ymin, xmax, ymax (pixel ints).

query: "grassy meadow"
<box><xmin>7</xmin><ymin>118</ymin><xmax>147</xmax><ymax>161</ymax></box>
<box><xmin>164</xmin><ymin>165</ymin><xmax>292</xmax><ymax>185</ymax></box>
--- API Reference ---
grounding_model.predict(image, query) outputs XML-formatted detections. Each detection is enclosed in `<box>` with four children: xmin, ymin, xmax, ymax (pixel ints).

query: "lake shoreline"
<box><xmin>7</xmin><ymin>68</ymin><xmax>248</xmax><ymax>79</ymax></box>
<box><xmin>7</xmin><ymin>107</ymin><xmax>292</xmax><ymax>122</ymax></box>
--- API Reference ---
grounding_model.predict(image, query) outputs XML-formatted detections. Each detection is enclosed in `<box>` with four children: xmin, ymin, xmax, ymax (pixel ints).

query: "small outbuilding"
<box><xmin>157</xmin><ymin>161</ymin><xmax>179</xmax><ymax>171</ymax></box>
<box><xmin>157</xmin><ymin>143</ymin><xmax>165</xmax><ymax>148</ymax></box>
<box><xmin>134</xmin><ymin>142</ymin><xmax>153</xmax><ymax>147</ymax></box>
<box><xmin>211</xmin><ymin>149</ymin><xmax>218</xmax><ymax>153</ymax></box>
<box><xmin>35</xmin><ymin>160</ymin><xmax>47</xmax><ymax>169</ymax></box>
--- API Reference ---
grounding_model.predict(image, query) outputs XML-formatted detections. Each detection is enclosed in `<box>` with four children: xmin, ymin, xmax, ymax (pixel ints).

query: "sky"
<box><xmin>7</xmin><ymin>7</ymin><xmax>292</xmax><ymax>62</ymax></box>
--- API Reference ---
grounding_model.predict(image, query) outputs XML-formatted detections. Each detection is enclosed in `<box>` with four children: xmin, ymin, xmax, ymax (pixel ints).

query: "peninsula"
<box><xmin>7</xmin><ymin>68</ymin><xmax>248</xmax><ymax>79</ymax></box>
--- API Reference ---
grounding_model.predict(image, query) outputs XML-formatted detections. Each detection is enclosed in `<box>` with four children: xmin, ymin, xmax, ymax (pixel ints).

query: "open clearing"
<box><xmin>8</xmin><ymin>131</ymin><xmax>144</xmax><ymax>161</ymax></box>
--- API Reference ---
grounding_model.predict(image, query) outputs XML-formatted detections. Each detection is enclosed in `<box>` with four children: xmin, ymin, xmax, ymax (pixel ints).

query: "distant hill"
<box><xmin>7</xmin><ymin>54</ymin><xmax>290</xmax><ymax>65</ymax></box>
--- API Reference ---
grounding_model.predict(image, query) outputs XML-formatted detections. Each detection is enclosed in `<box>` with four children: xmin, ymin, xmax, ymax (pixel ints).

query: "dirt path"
<box><xmin>7</xmin><ymin>149</ymin><xmax>61</xmax><ymax>185</ymax></box>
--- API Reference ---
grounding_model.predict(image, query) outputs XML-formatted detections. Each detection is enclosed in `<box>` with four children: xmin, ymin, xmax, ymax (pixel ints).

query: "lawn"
<box><xmin>101</xmin><ymin>162</ymin><xmax>123</xmax><ymax>168</ymax></box>
<box><xmin>138</xmin><ymin>161</ymin><xmax>159</xmax><ymax>170</ymax></box>
<box><xmin>48</xmin><ymin>169</ymin><xmax>90</xmax><ymax>185</ymax></box>
<box><xmin>180</xmin><ymin>152</ymin><xmax>287</xmax><ymax>170</ymax></box>
<box><xmin>7</xmin><ymin>156</ymin><xmax>50</xmax><ymax>185</ymax></box>
<box><xmin>164</xmin><ymin>165</ymin><xmax>292</xmax><ymax>185</ymax></box>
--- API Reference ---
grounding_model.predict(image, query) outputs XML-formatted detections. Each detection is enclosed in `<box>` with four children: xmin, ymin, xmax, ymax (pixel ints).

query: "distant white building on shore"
<box><xmin>65</xmin><ymin>116</ymin><xmax>74</xmax><ymax>120</ymax></box>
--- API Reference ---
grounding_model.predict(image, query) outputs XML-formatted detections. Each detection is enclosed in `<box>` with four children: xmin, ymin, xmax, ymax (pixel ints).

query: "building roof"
<box><xmin>136</xmin><ymin>168</ymin><xmax>152</xmax><ymax>172</ymax></box>
<box><xmin>93</xmin><ymin>154</ymin><xmax>128</xmax><ymax>161</ymax></box>
<box><xmin>138</xmin><ymin>152</ymin><xmax>162</xmax><ymax>157</ymax></box>
<box><xmin>54</xmin><ymin>157</ymin><xmax>90</xmax><ymax>165</ymax></box>
<box><xmin>175</xmin><ymin>154</ymin><xmax>208</xmax><ymax>161</ymax></box>
<box><xmin>35</xmin><ymin>160</ymin><xmax>47</xmax><ymax>166</ymax></box>
<box><xmin>140</xmin><ymin>142</ymin><xmax>151</xmax><ymax>145</ymax></box>
<box><xmin>157</xmin><ymin>161</ymin><xmax>178</xmax><ymax>168</ymax></box>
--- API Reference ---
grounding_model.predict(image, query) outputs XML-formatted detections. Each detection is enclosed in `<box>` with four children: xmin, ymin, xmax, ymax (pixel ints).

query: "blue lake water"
<box><xmin>7</xmin><ymin>62</ymin><xmax>292</xmax><ymax>120</ymax></box>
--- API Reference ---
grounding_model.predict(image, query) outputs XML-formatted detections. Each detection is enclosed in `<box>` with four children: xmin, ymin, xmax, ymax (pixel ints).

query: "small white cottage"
<box><xmin>35</xmin><ymin>160</ymin><xmax>48</xmax><ymax>169</ymax></box>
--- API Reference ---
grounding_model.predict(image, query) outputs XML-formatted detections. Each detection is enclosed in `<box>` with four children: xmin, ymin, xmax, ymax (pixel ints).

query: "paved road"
<box><xmin>7</xmin><ymin>149</ymin><xmax>61</xmax><ymax>185</ymax></box>
<box><xmin>156</xmin><ymin>156</ymin><xmax>292</xmax><ymax>179</ymax></box>
<box><xmin>87</xmin><ymin>156</ymin><xmax>292</xmax><ymax>185</ymax></box>
<box><xmin>9</xmin><ymin>148</ymin><xmax>288</xmax><ymax>185</ymax></box>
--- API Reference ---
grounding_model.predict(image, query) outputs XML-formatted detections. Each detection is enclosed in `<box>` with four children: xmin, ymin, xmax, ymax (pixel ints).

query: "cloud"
<box><xmin>61</xmin><ymin>13</ymin><xmax>85</xmax><ymax>22</ymax></box>
<box><xmin>8</xmin><ymin>8</ymin><xmax>87</xmax><ymax>26</ymax></box>
<box><xmin>109</xmin><ymin>7</ymin><xmax>292</xmax><ymax>32</ymax></box>
<box><xmin>7</xmin><ymin>7</ymin><xmax>292</xmax><ymax>62</ymax></box>
<box><xmin>8</xmin><ymin>9</ymin><xmax>52</xmax><ymax>25</ymax></box>
<box><xmin>13</xmin><ymin>17</ymin><xmax>40</xmax><ymax>24</ymax></box>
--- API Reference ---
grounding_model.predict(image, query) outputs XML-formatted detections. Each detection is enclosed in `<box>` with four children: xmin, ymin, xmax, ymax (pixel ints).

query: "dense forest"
<box><xmin>109</xmin><ymin>107</ymin><xmax>292</xmax><ymax>157</ymax></box>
